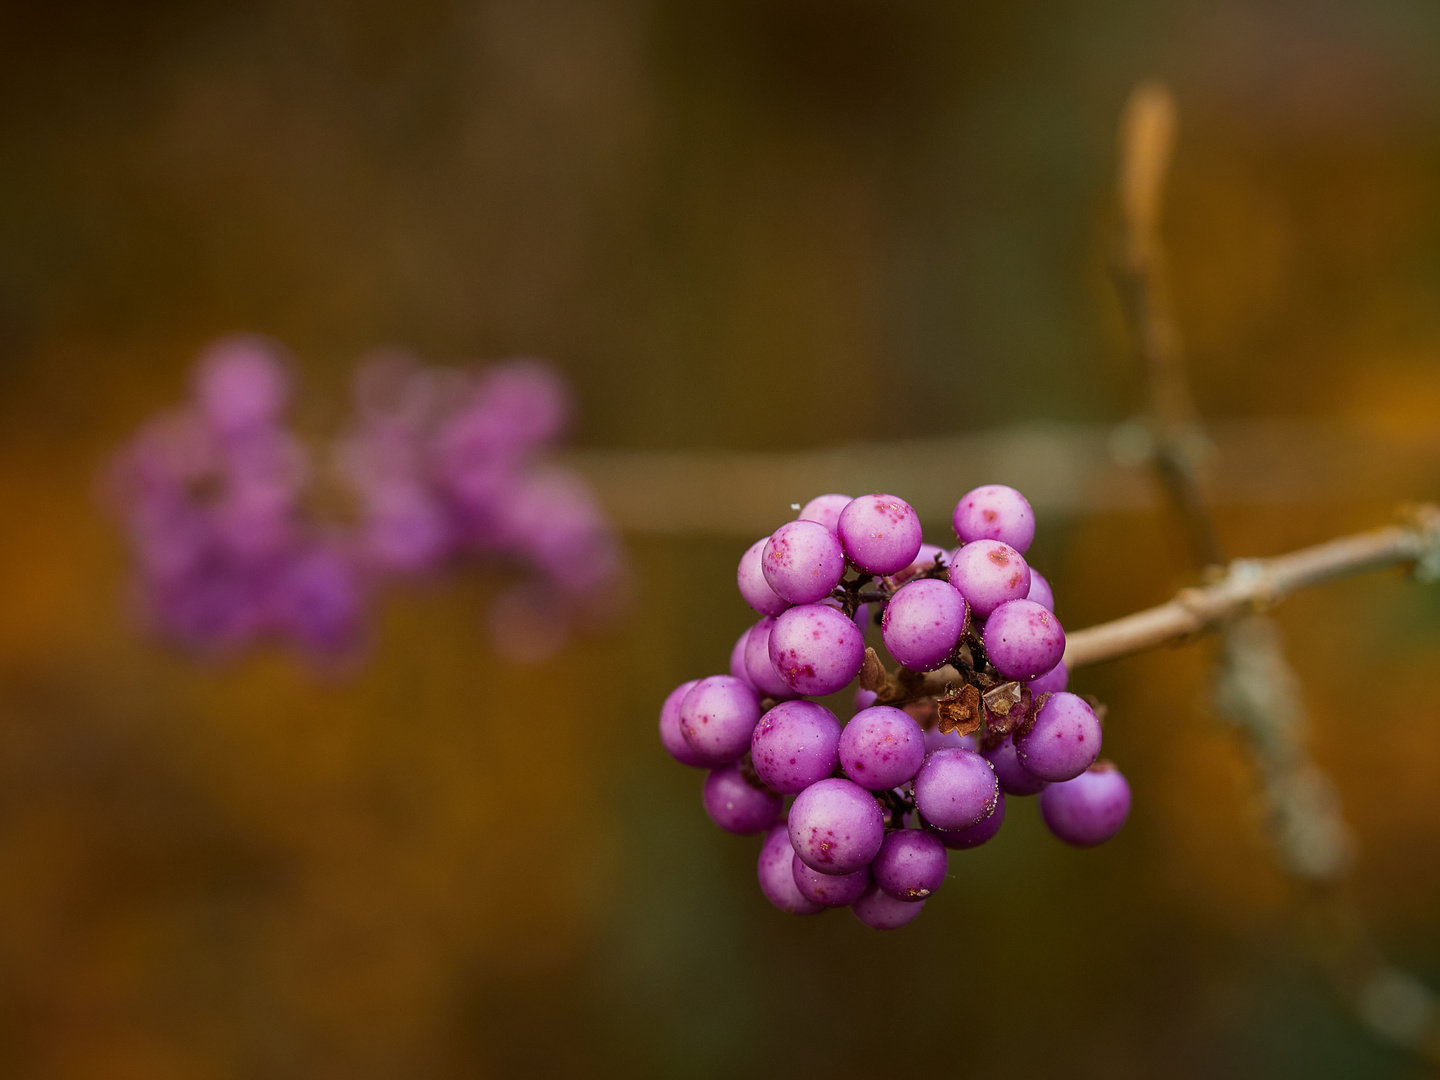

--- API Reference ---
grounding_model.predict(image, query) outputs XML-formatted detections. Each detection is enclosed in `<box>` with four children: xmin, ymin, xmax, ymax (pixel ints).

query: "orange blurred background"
<box><xmin>2</xmin><ymin>1</ymin><xmax>1440</xmax><ymax>1077</ymax></box>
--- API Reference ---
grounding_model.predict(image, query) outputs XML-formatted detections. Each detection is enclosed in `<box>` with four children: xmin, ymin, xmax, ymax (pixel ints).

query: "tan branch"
<box><xmin>1063</xmin><ymin>506</ymin><xmax>1440</xmax><ymax>669</ymax></box>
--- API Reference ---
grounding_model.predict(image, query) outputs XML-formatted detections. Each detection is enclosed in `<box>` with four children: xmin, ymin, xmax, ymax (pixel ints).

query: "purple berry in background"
<box><xmin>838</xmin><ymin>706</ymin><xmax>926</xmax><ymax>790</ymax></box>
<box><xmin>948</xmin><ymin>540</ymin><xmax>1031</xmax><ymax>618</ymax></box>
<box><xmin>851</xmin><ymin>884</ymin><xmax>925</xmax><ymax>929</ymax></box>
<box><xmin>854</xmin><ymin>687</ymin><xmax>878</xmax><ymax>712</ymax></box>
<box><xmin>679</xmin><ymin>675</ymin><xmax>762</xmax><ymax>765</ymax></box>
<box><xmin>952</xmin><ymin>484</ymin><xmax>1035</xmax><ymax>554</ymax></box>
<box><xmin>984</xmin><ymin>599</ymin><xmax>1065</xmax><ymax>680</ymax></box>
<box><xmin>702</xmin><ymin>764</ymin><xmax>782</xmax><ymax>835</ymax></box>
<box><xmin>929</xmin><ymin>789</ymin><xmax>1006</xmax><ymax>849</ymax></box>
<box><xmin>743</xmin><ymin>618</ymin><xmax>796</xmax><ymax>700</ymax></box>
<box><xmin>798</xmin><ymin>493</ymin><xmax>852</xmax><ymax>535</ymax></box>
<box><xmin>1026</xmin><ymin>568</ymin><xmax>1055</xmax><ymax>611</ymax></box>
<box><xmin>1014</xmin><ymin>691</ymin><xmax>1102</xmax><ymax>782</ymax></box>
<box><xmin>768</xmin><ymin>603</ymin><xmax>865</xmax><ymax>696</ymax></box>
<box><xmin>757</xmin><ymin>824</ymin><xmax>822</xmax><ymax>915</ymax></box>
<box><xmin>871</xmin><ymin>829</ymin><xmax>948</xmax><ymax>901</ymax></box>
<box><xmin>762</xmin><ymin>519</ymin><xmax>846</xmax><ymax>605</ymax></box>
<box><xmin>737</xmin><ymin>538</ymin><xmax>790</xmax><ymax>617</ymax></box>
<box><xmin>982</xmin><ymin>736</ymin><xmax>1049</xmax><ymax>796</ymax></box>
<box><xmin>892</xmin><ymin>543</ymin><xmax>951</xmax><ymax>585</ymax></box>
<box><xmin>791</xmin><ymin>854</ymin><xmax>870</xmax><ymax>908</ymax></box>
<box><xmin>882</xmin><ymin>579</ymin><xmax>967</xmax><ymax>672</ymax></box>
<box><xmin>836</xmin><ymin>494</ymin><xmax>923</xmax><ymax>576</ymax></box>
<box><xmin>729</xmin><ymin>627</ymin><xmax>754</xmax><ymax>688</ymax></box>
<box><xmin>1026</xmin><ymin>659</ymin><xmax>1069</xmax><ymax>695</ymax></box>
<box><xmin>1039</xmin><ymin>762</ymin><xmax>1131</xmax><ymax>846</ymax></box>
<box><xmin>913</xmin><ymin>747</ymin><xmax>1000</xmax><ymax>830</ymax></box>
<box><xmin>923</xmin><ymin>726</ymin><xmax>976</xmax><ymax>755</ymax></box>
<box><xmin>751</xmin><ymin>700</ymin><xmax>842</xmax><ymax>794</ymax></box>
<box><xmin>788</xmin><ymin>778</ymin><xmax>885</xmax><ymax>875</ymax></box>
<box><xmin>193</xmin><ymin>336</ymin><xmax>291</xmax><ymax>438</ymax></box>
<box><xmin>658</xmin><ymin>679</ymin><xmax>706</xmax><ymax>767</ymax></box>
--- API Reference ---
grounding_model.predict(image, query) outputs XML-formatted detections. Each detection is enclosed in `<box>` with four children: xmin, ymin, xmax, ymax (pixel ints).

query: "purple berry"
<box><xmin>193</xmin><ymin>336</ymin><xmax>291</xmax><ymax>437</ymax></box>
<box><xmin>929</xmin><ymin>789</ymin><xmax>1006</xmax><ymax>849</ymax></box>
<box><xmin>838</xmin><ymin>706</ymin><xmax>925</xmax><ymax>790</ymax></box>
<box><xmin>768</xmin><ymin>603</ymin><xmax>865</xmax><ymax>696</ymax></box>
<box><xmin>659</xmin><ymin>678</ymin><xmax>706</xmax><ymax>767</ymax></box>
<box><xmin>871</xmin><ymin>829</ymin><xmax>948</xmax><ymax>901</ymax></box>
<box><xmin>983</xmin><ymin>599</ymin><xmax>1065</xmax><ymax>680</ymax></box>
<box><xmin>762</xmin><ymin>520</ymin><xmax>845</xmax><ymax>605</ymax></box>
<box><xmin>729</xmin><ymin>627</ymin><xmax>754</xmax><ymax>687</ymax></box>
<box><xmin>1026</xmin><ymin>659</ymin><xmax>1068</xmax><ymax>695</ymax></box>
<box><xmin>854</xmin><ymin>687</ymin><xmax>878</xmax><ymax>712</ymax></box>
<box><xmin>757</xmin><ymin>824</ymin><xmax>823</xmax><ymax>915</ymax></box>
<box><xmin>791</xmin><ymin>853</ymin><xmax>870</xmax><ymax>907</ymax></box>
<box><xmin>702</xmin><ymin>764</ymin><xmax>782</xmax><ymax>834</ymax></box>
<box><xmin>982</xmin><ymin>736</ymin><xmax>1048</xmax><ymax>796</ymax></box>
<box><xmin>679</xmin><ymin>675</ymin><xmax>762</xmax><ymax>764</ymax></box>
<box><xmin>751</xmin><ymin>700</ymin><xmax>843</xmax><ymax>794</ymax></box>
<box><xmin>948</xmin><ymin>540</ymin><xmax>1031</xmax><ymax>618</ymax></box>
<box><xmin>913</xmin><ymin>747</ymin><xmax>1000</xmax><ymax>830</ymax></box>
<box><xmin>743</xmin><ymin>617</ymin><xmax>797</xmax><ymax>700</ymax></box>
<box><xmin>952</xmin><ymin>484</ymin><xmax>1035</xmax><ymax>554</ymax></box>
<box><xmin>923</xmin><ymin>726</ymin><xmax>976</xmax><ymax>755</ymax></box>
<box><xmin>836</xmin><ymin>494</ymin><xmax>923</xmax><ymax>576</ymax></box>
<box><xmin>881</xmin><ymin>578</ymin><xmax>967</xmax><ymax>672</ymax></box>
<box><xmin>1026</xmin><ymin>568</ymin><xmax>1055</xmax><ymax>611</ymax></box>
<box><xmin>891</xmin><ymin>543</ymin><xmax>951</xmax><ymax>584</ymax></box>
<box><xmin>1040</xmin><ymin>762</ymin><xmax>1131</xmax><ymax>846</ymax></box>
<box><xmin>1014</xmin><ymin>691</ymin><xmax>1101</xmax><ymax>782</ymax></box>
<box><xmin>851</xmin><ymin>883</ymin><xmax>925</xmax><ymax>929</ymax></box>
<box><xmin>797</xmin><ymin>493</ymin><xmax>852</xmax><ymax>535</ymax></box>
<box><xmin>788</xmin><ymin>778</ymin><xmax>885</xmax><ymax>875</ymax></box>
<box><xmin>737</xmin><ymin>538</ymin><xmax>790</xmax><ymax>617</ymax></box>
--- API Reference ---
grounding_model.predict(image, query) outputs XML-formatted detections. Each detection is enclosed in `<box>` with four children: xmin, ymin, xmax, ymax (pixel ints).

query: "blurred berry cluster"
<box><xmin>106</xmin><ymin>336</ymin><xmax>624</xmax><ymax>665</ymax></box>
<box><xmin>660</xmin><ymin>486</ymin><xmax>1130</xmax><ymax>929</ymax></box>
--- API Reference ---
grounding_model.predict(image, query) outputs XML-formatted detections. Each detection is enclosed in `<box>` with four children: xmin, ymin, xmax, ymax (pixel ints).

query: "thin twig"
<box><xmin>1063</xmin><ymin>506</ymin><xmax>1440</xmax><ymax>668</ymax></box>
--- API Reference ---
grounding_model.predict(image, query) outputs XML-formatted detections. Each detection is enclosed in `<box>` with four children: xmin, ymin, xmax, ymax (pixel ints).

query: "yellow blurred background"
<box><xmin>2</xmin><ymin>1</ymin><xmax>1440</xmax><ymax>1076</ymax></box>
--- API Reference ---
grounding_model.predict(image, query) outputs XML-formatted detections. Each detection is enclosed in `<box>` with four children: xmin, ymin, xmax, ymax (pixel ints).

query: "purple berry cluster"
<box><xmin>660</xmin><ymin>484</ymin><xmax>1130</xmax><ymax>929</ymax></box>
<box><xmin>105</xmin><ymin>337</ymin><xmax>624</xmax><ymax>664</ymax></box>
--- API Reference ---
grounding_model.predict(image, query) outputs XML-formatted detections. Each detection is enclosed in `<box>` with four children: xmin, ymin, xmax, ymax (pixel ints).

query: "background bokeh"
<box><xmin>3</xmin><ymin>1</ymin><xmax>1440</xmax><ymax>1076</ymax></box>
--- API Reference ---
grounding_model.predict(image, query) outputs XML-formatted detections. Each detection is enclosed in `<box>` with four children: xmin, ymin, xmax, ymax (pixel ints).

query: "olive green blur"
<box><xmin>1</xmin><ymin>2</ymin><xmax>1439</xmax><ymax>1077</ymax></box>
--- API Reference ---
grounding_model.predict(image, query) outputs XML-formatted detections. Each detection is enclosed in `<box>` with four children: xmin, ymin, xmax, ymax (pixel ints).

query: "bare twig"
<box><xmin>1063</xmin><ymin>506</ymin><xmax>1440</xmax><ymax>668</ymax></box>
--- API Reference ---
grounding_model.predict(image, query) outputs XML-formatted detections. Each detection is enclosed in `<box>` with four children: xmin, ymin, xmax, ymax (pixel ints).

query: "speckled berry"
<box><xmin>952</xmin><ymin>484</ymin><xmax>1035</xmax><ymax>553</ymax></box>
<box><xmin>797</xmin><ymin>493</ymin><xmax>852</xmax><ymax>535</ymax></box>
<box><xmin>751</xmin><ymin>700</ymin><xmax>842</xmax><ymax>794</ymax></box>
<box><xmin>929</xmin><ymin>789</ymin><xmax>1006</xmax><ymax>849</ymax></box>
<box><xmin>737</xmin><ymin>538</ymin><xmax>789</xmax><ymax>617</ymax></box>
<box><xmin>836</xmin><ymin>494</ymin><xmax>924</xmax><ymax>576</ymax></box>
<box><xmin>658</xmin><ymin>679</ymin><xmax>705</xmax><ymax>767</ymax></box>
<box><xmin>913</xmin><ymin>747</ymin><xmax>1000</xmax><ymax>830</ymax></box>
<box><xmin>678</xmin><ymin>675</ymin><xmax>762</xmax><ymax>765</ymax></box>
<box><xmin>702</xmin><ymin>763</ymin><xmax>782</xmax><ymax>834</ymax></box>
<box><xmin>870</xmin><ymin>829</ymin><xmax>948</xmax><ymax>901</ymax></box>
<box><xmin>1013</xmin><ymin>691</ymin><xmax>1101</xmax><ymax>782</ymax></box>
<box><xmin>982</xmin><ymin>736</ymin><xmax>1048</xmax><ymax>796</ymax></box>
<box><xmin>762</xmin><ymin>519</ymin><xmax>846</xmax><ymax>605</ymax></box>
<box><xmin>838</xmin><ymin>706</ymin><xmax>925</xmax><ymax>790</ymax></box>
<box><xmin>768</xmin><ymin>603</ymin><xmax>865</xmax><ymax>696</ymax></box>
<box><xmin>788</xmin><ymin>778</ymin><xmax>885</xmax><ymax>875</ymax></box>
<box><xmin>948</xmin><ymin>540</ymin><xmax>1031</xmax><ymax>618</ymax></box>
<box><xmin>882</xmin><ymin>578</ymin><xmax>967</xmax><ymax>672</ymax></box>
<box><xmin>757</xmin><ymin>824</ymin><xmax>822</xmax><ymax>915</ymax></box>
<box><xmin>792</xmin><ymin>854</ymin><xmax>870</xmax><ymax>907</ymax></box>
<box><xmin>983</xmin><ymin>599</ymin><xmax>1065</xmax><ymax>680</ymax></box>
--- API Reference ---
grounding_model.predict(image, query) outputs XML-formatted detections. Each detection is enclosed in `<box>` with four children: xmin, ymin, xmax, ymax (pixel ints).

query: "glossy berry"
<box><xmin>737</xmin><ymin>538</ymin><xmax>790</xmax><ymax>617</ymax></box>
<box><xmin>791</xmin><ymin>854</ymin><xmax>870</xmax><ymax>907</ymax></box>
<box><xmin>929</xmin><ymin>789</ymin><xmax>1006</xmax><ymax>849</ymax></box>
<box><xmin>838</xmin><ymin>706</ymin><xmax>926</xmax><ymax>790</ymax></box>
<box><xmin>981</xmin><ymin>736</ymin><xmax>1048</xmax><ymax>796</ymax></box>
<box><xmin>797</xmin><ymin>493</ymin><xmax>852</xmax><ymax>535</ymax></box>
<box><xmin>871</xmin><ymin>829</ymin><xmax>948</xmax><ymax>901</ymax></box>
<box><xmin>788</xmin><ymin>778</ymin><xmax>885</xmax><ymax>875</ymax></box>
<box><xmin>913</xmin><ymin>747</ymin><xmax>1000</xmax><ymax>830</ymax></box>
<box><xmin>679</xmin><ymin>675</ymin><xmax>762</xmax><ymax>765</ymax></box>
<box><xmin>1026</xmin><ymin>659</ymin><xmax>1069</xmax><ymax>695</ymax></box>
<box><xmin>952</xmin><ymin>484</ymin><xmax>1035</xmax><ymax>553</ymax></box>
<box><xmin>757</xmin><ymin>824</ymin><xmax>822</xmax><ymax>915</ymax></box>
<box><xmin>1040</xmin><ymin>763</ymin><xmax>1131</xmax><ymax>846</ymax></box>
<box><xmin>1014</xmin><ymin>691</ymin><xmax>1101</xmax><ymax>782</ymax></box>
<box><xmin>882</xmin><ymin>579</ymin><xmax>967</xmax><ymax>672</ymax></box>
<box><xmin>851</xmin><ymin>884</ymin><xmax>925</xmax><ymax>929</ymax></box>
<box><xmin>836</xmin><ymin>494</ymin><xmax>923</xmax><ymax>576</ymax></box>
<box><xmin>1026</xmin><ymin>568</ymin><xmax>1055</xmax><ymax>611</ymax></box>
<box><xmin>948</xmin><ymin>540</ymin><xmax>1031</xmax><ymax>618</ymax></box>
<box><xmin>983</xmin><ymin>599</ymin><xmax>1065</xmax><ymax>680</ymax></box>
<box><xmin>768</xmin><ymin>603</ymin><xmax>865</xmax><ymax>696</ymax></box>
<box><xmin>703</xmin><ymin>764</ymin><xmax>782</xmax><ymax>834</ymax></box>
<box><xmin>750</xmin><ymin>700</ymin><xmax>843</xmax><ymax>794</ymax></box>
<box><xmin>762</xmin><ymin>519</ymin><xmax>846</xmax><ymax>605</ymax></box>
<box><xmin>658</xmin><ymin>678</ymin><xmax>706</xmax><ymax>767</ymax></box>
